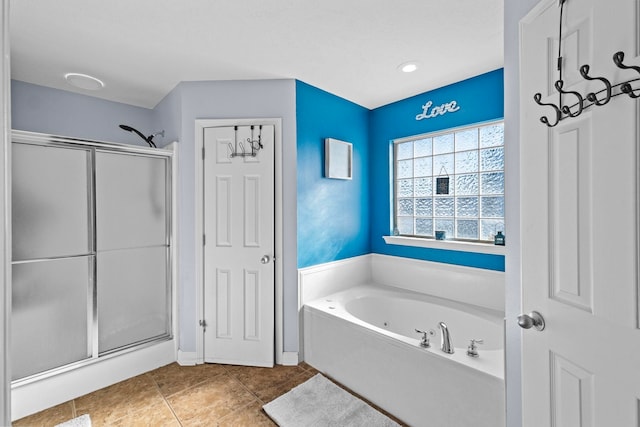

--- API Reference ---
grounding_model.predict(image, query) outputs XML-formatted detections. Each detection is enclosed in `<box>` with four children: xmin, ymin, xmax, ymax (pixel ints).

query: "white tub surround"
<box><xmin>298</xmin><ymin>254</ymin><xmax>505</xmax><ymax>312</ymax></box>
<box><xmin>297</xmin><ymin>255</ymin><xmax>372</xmax><ymax>361</ymax></box>
<box><xmin>298</xmin><ymin>254</ymin><xmax>372</xmax><ymax>309</ymax></box>
<box><xmin>304</xmin><ymin>284</ymin><xmax>505</xmax><ymax>427</ymax></box>
<box><xmin>299</xmin><ymin>254</ymin><xmax>505</xmax><ymax>426</ymax></box>
<box><xmin>370</xmin><ymin>253</ymin><xmax>504</xmax><ymax>312</ymax></box>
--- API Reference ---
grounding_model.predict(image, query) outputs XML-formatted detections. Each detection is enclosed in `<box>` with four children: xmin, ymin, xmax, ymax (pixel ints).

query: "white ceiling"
<box><xmin>9</xmin><ymin>0</ymin><xmax>504</xmax><ymax>110</ymax></box>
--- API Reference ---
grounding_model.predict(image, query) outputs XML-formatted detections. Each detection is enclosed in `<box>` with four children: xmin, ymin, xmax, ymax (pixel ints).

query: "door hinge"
<box><xmin>199</xmin><ymin>319</ymin><xmax>207</xmax><ymax>332</ymax></box>
<box><xmin>202</xmin><ymin>146</ymin><xmax>205</xmax><ymax>160</ymax></box>
<box><xmin>203</xmin><ymin>234</ymin><xmax>206</xmax><ymax>245</ymax></box>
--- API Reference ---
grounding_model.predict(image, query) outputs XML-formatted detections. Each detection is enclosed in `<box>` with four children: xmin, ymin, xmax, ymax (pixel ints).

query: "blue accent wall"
<box><xmin>369</xmin><ymin>69</ymin><xmax>505</xmax><ymax>271</ymax></box>
<box><xmin>296</xmin><ymin>81</ymin><xmax>370</xmax><ymax>268</ymax></box>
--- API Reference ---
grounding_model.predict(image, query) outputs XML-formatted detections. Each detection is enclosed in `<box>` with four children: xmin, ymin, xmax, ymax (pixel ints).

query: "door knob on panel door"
<box><xmin>260</xmin><ymin>255</ymin><xmax>271</xmax><ymax>264</ymax></box>
<box><xmin>517</xmin><ymin>311</ymin><xmax>545</xmax><ymax>331</ymax></box>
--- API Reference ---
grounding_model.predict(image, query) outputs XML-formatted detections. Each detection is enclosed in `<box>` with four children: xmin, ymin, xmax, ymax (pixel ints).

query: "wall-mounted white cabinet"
<box><xmin>11</xmin><ymin>131</ymin><xmax>173</xmax><ymax>382</ymax></box>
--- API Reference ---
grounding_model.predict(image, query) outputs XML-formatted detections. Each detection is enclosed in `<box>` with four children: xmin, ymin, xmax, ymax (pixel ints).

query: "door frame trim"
<box><xmin>1</xmin><ymin>0</ymin><xmax>10</xmax><ymax>422</ymax></box>
<box><xmin>194</xmin><ymin>118</ymin><xmax>284</xmax><ymax>365</ymax></box>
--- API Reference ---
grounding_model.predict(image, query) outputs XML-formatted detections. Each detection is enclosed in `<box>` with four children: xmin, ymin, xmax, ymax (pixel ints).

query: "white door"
<box><xmin>520</xmin><ymin>0</ymin><xmax>640</xmax><ymax>425</ymax></box>
<box><xmin>203</xmin><ymin>124</ymin><xmax>275</xmax><ymax>367</ymax></box>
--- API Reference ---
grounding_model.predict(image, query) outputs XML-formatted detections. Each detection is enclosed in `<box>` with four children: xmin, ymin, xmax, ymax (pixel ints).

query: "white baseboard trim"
<box><xmin>11</xmin><ymin>339</ymin><xmax>176</xmax><ymax>421</ymax></box>
<box><xmin>280</xmin><ymin>352</ymin><xmax>299</xmax><ymax>366</ymax></box>
<box><xmin>177</xmin><ymin>350</ymin><xmax>200</xmax><ymax>366</ymax></box>
<box><xmin>180</xmin><ymin>349</ymin><xmax>293</xmax><ymax>367</ymax></box>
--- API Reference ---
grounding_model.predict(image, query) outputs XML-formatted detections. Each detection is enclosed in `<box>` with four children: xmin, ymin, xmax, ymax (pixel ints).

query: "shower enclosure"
<box><xmin>11</xmin><ymin>130</ymin><xmax>173</xmax><ymax>383</ymax></box>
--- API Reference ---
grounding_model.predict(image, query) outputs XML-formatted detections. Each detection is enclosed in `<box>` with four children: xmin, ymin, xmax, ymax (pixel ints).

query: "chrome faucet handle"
<box><xmin>466</xmin><ymin>339</ymin><xmax>484</xmax><ymax>357</ymax></box>
<box><xmin>415</xmin><ymin>328</ymin><xmax>436</xmax><ymax>348</ymax></box>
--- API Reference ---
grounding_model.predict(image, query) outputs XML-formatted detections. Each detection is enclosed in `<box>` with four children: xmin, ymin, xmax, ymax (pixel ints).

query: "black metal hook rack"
<box><xmin>228</xmin><ymin>125</ymin><xmax>264</xmax><ymax>158</ymax></box>
<box><xmin>533</xmin><ymin>51</ymin><xmax>640</xmax><ymax>128</ymax></box>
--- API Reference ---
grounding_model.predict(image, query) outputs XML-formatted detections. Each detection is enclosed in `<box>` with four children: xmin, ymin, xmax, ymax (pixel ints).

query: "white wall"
<box><xmin>152</xmin><ymin>83</ymin><xmax>182</xmax><ymax>147</ymax></box>
<box><xmin>504</xmin><ymin>1</ymin><xmax>541</xmax><ymax>426</ymax></box>
<box><xmin>11</xmin><ymin>80</ymin><xmax>155</xmax><ymax>146</ymax></box>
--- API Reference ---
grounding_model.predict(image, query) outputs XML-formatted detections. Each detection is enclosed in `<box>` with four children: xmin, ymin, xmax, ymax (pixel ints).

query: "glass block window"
<box><xmin>393</xmin><ymin>121</ymin><xmax>505</xmax><ymax>242</ymax></box>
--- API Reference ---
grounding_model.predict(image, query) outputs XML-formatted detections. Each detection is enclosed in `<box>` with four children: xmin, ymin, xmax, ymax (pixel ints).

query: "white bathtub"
<box><xmin>303</xmin><ymin>284</ymin><xmax>505</xmax><ymax>427</ymax></box>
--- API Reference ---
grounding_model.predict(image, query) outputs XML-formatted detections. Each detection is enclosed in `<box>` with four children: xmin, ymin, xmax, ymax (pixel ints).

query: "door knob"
<box><xmin>260</xmin><ymin>255</ymin><xmax>271</xmax><ymax>264</ymax></box>
<box><xmin>517</xmin><ymin>311</ymin><xmax>545</xmax><ymax>331</ymax></box>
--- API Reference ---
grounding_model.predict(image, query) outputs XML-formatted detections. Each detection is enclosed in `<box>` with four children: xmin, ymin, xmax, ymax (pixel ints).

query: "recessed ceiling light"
<box><xmin>64</xmin><ymin>73</ymin><xmax>105</xmax><ymax>91</ymax></box>
<box><xmin>398</xmin><ymin>62</ymin><xmax>419</xmax><ymax>73</ymax></box>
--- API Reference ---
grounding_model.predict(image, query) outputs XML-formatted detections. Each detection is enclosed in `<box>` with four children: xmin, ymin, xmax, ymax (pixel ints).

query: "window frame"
<box><xmin>391</xmin><ymin>119</ymin><xmax>505</xmax><ymax>245</ymax></box>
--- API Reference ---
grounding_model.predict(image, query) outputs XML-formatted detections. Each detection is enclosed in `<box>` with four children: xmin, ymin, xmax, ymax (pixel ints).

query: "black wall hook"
<box><xmin>613</xmin><ymin>51</ymin><xmax>640</xmax><ymax>98</ymax></box>
<box><xmin>531</xmin><ymin>0</ymin><xmax>640</xmax><ymax>127</ymax></box>
<box><xmin>533</xmin><ymin>50</ymin><xmax>640</xmax><ymax>128</ymax></box>
<box><xmin>580</xmin><ymin>64</ymin><xmax>612</xmax><ymax>106</ymax></box>
<box><xmin>533</xmin><ymin>93</ymin><xmax>562</xmax><ymax>127</ymax></box>
<box><xmin>555</xmin><ymin>80</ymin><xmax>584</xmax><ymax>117</ymax></box>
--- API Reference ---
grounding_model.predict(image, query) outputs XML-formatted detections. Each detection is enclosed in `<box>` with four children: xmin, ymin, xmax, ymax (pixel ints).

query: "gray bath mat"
<box><xmin>263</xmin><ymin>373</ymin><xmax>401</xmax><ymax>427</ymax></box>
<box><xmin>55</xmin><ymin>414</ymin><xmax>92</xmax><ymax>427</ymax></box>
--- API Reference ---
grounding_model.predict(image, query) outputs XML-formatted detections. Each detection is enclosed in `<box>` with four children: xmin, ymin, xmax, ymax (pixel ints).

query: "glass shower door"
<box><xmin>11</xmin><ymin>135</ymin><xmax>173</xmax><ymax>381</ymax></box>
<box><xmin>11</xmin><ymin>142</ymin><xmax>93</xmax><ymax>380</ymax></box>
<box><xmin>95</xmin><ymin>151</ymin><xmax>170</xmax><ymax>354</ymax></box>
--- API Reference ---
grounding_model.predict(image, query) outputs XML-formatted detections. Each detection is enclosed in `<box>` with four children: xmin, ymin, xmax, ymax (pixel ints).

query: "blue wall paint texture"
<box><xmin>297</xmin><ymin>69</ymin><xmax>505</xmax><ymax>271</ymax></box>
<box><xmin>296</xmin><ymin>81</ymin><xmax>371</xmax><ymax>268</ymax></box>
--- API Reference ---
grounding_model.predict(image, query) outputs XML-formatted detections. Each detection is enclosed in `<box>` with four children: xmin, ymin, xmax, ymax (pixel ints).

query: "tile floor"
<box><xmin>13</xmin><ymin>362</ymin><xmax>405</xmax><ymax>426</ymax></box>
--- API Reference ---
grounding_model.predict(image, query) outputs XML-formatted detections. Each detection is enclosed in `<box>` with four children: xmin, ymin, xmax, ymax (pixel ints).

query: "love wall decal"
<box><xmin>415</xmin><ymin>100</ymin><xmax>461</xmax><ymax>121</ymax></box>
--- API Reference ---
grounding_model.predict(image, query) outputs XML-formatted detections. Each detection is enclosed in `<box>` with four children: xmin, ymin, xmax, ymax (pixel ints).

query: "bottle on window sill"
<box><xmin>494</xmin><ymin>231</ymin><xmax>505</xmax><ymax>246</ymax></box>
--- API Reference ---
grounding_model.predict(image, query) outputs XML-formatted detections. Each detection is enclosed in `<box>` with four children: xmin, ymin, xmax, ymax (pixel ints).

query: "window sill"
<box><xmin>382</xmin><ymin>235</ymin><xmax>506</xmax><ymax>255</ymax></box>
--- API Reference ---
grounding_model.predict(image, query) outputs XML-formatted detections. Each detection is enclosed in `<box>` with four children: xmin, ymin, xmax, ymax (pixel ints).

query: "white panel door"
<box><xmin>203</xmin><ymin>125</ymin><xmax>275</xmax><ymax>367</ymax></box>
<box><xmin>520</xmin><ymin>1</ymin><xmax>640</xmax><ymax>425</ymax></box>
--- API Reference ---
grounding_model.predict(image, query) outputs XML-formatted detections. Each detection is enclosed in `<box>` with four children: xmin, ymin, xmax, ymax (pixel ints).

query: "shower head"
<box><xmin>118</xmin><ymin>124</ymin><xmax>159</xmax><ymax>148</ymax></box>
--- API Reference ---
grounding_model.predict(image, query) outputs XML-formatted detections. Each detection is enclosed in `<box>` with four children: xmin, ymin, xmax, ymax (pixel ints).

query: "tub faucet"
<box><xmin>438</xmin><ymin>322</ymin><xmax>454</xmax><ymax>354</ymax></box>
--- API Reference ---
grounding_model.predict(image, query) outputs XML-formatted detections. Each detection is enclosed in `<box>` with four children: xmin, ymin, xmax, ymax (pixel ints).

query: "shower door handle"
<box><xmin>260</xmin><ymin>255</ymin><xmax>271</xmax><ymax>264</ymax></box>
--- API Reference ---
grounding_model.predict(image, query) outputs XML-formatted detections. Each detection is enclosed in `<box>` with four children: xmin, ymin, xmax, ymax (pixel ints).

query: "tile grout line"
<box><xmin>159</xmin><ymin>366</ymin><xmax>266</xmax><ymax>426</ymax></box>
<box><xmin>214</xmin><ymin>368</ymin><xmax>282</xmax><ymax>426</ymax></box>
<box><xmin>227</xmin><ymin>372</ymin><xmax>263</xmax><ymax>402</ymax></box>
<box><xmin>147</xmin><ymin>371</ymin><xmax>185</xmax><ymax>427</ymax></box>
<box><xmin>214</xmin><ymin>398</ymin><xmax>265</xmax><ymax>426</ymax></box>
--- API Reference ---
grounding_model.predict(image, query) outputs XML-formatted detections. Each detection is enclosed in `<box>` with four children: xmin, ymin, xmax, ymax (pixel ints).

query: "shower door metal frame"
<box><xmin>93</xmin><ymin>148</ymin><xmax>173</xmax><ymax>357</ymax></box>
<box><xmin>10</xmin><ymin>130</ymin><xmax>174</xmax><ymax>386</ymax></box>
